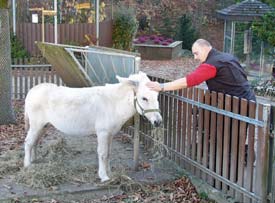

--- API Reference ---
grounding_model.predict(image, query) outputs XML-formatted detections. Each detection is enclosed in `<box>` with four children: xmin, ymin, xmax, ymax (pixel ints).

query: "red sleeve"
<box><xmin>186</xmin><ymin>63</ymin><xmax>217</xmax><ymax>87</ymax></box>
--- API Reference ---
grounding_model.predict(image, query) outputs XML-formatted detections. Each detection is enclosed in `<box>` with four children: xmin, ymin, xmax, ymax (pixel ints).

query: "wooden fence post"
<box><xmin>133</xmin><ymin>113</ymin><xmax>140</xmax><ymax>171</ymax></box>
<box><xmin>269</xmin><ymin>106</ymin><xmax>275</xmax><ymax>203</ymax></box>
<box><xmin>270</xmin><ymin>134</ymin><xmax>275</xmax><ymax>203</ymax></box>
<box><xmin>255</xmin><ymin>104</ymin><xmax>271</xmax><ymax>203</ymax></box>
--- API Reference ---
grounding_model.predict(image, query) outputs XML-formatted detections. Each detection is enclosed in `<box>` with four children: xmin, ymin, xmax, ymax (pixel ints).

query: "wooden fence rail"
<box><xmin>11</xmin><ymin>62</ymin><xmax>64</xmax><ymax>100</ymax></box>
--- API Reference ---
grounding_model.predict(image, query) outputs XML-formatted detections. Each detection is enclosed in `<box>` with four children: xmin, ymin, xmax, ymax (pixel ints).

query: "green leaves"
<box><xmin>174</xmin><ymin>14</ymin><xmax>198</xmax><ymax>50</ymax></box>
<box><xmin>112</xmin><ymin>6</ymin><xmax>138</xmax><ymax>51</ymax></box>
<box><xmin>10</xmin><ymin>35</ymin><xmax>29</xmax><ymax>58</ymax></box>
<box><xmin>0</xmin><ymin>0</ymin><xmax>8</xmax><ymax>9</ymax></box>
<box><xmin>252</xmin><ymin>12</ymin><xmax>275</xmax><ymax>47</ymax></box>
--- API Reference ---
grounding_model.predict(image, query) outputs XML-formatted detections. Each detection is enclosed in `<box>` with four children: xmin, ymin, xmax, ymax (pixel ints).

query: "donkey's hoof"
<box><xmin>24</xmin><ymin>161</ymin><xmax>31</xmax><ymax>168</ymax></box>
<box><xmin>100</xmin><ymin>176</ymin><xmax>110</xmax><ymax>183</ymax></box>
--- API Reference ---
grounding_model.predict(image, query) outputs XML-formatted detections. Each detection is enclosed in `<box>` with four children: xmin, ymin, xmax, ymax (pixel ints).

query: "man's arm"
<box><xmin>146</xmin><ymin>77</ymin><xmax>188</xmax><ymax>92</ymax></box>
<box><xmin>146</xmin><ymin>63</ymin><xmax>217</xmax><ymax>92</ymax></box>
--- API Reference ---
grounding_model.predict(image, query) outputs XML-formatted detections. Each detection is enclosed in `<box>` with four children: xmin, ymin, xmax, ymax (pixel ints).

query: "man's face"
<box><xmin>192</xmin><ymin>44</ymin><xmax>208</xmax><ymax>63</ymax></box>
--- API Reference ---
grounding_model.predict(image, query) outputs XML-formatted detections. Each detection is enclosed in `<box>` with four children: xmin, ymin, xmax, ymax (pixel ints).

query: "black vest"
<box><xmin>205</xmin><ymin>49</ymin><xmax>256</xmax><ymax>101</ymax></box>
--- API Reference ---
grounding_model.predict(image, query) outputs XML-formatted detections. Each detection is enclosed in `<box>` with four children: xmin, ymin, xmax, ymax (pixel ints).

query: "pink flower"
<box><xmin>161</xmin><ymin>42</ymin><xmax>169</xmax><ymax>46</ymax></box>
<box><xmin>166</xmin><ymin>38</ymin><xmax>173</xmax><ymax>43</ymax></box>
<box><xmin>143</xmin><ymin>36</ymin><xmax>149</xmax><ymax>40</ymax></box>
<box><xmin>134</xmin><ymin>34</ymin><xmax>174</xmax><ymax>45</ymax></box>
<box><xmin>150</xmin><ymin>35</ymin><xmax>157</xmax><ymax>40</ymax></box>
<box><xmin>139</xmin><ymin>38</ymin><xmax>146</xmax><ymax>43</ymax></box>
<box><xmin>154</xmin><ymin>39</ymin><xmax>161</xmax><ymax>44</ymax></box>
<box><xmin>158</xmin><ymin>36</ymin><xmax>164</xmax><ymax>41</ymax></box>
<box><xmin>137</xmin><ymin>36</ymin><xmax>147</xmax><ymax>43</ymax></box>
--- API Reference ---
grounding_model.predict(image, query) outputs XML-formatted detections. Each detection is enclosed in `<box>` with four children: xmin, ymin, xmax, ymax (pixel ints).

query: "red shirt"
<box><xmin>186</xmin><ymin>64</ymin><xmax>217</xmax><ymax>87</ymax></box>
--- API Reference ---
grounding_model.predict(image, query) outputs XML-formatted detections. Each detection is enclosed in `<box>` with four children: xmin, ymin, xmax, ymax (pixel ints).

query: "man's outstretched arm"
<box><xmin>146</xmin><ymin>64</ymin><xmax>217</xmax><ymax>92</ymax></box>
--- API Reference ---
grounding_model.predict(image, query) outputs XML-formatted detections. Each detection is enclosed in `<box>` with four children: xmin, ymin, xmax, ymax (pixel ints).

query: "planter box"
<box><xmin>134</xmin><ymin>41</ymin><xmax>183</xmax><ymax>60</ymax></box>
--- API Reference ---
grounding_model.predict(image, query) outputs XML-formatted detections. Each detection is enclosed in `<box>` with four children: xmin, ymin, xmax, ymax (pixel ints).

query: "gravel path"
<box><xmin>140</xmin><ymin>57</ymin><xmax>199</xmax><ymax>80</ymax></box>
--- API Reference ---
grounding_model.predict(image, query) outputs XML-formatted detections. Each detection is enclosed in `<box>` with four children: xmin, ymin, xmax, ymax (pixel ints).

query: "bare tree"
<box><xmin>0</xmin><ymin>1</ymin><xmax>16</xmax><ymax>124</ymax></box>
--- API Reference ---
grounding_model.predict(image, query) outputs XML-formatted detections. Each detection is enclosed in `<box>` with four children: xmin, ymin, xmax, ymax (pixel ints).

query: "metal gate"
<box><xmin>36</xmin><ymin>42</ymin><xmax>140</xmax><ymax>87</ymax></box>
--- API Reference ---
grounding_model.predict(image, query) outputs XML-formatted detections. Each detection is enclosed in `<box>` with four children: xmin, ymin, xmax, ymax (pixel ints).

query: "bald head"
<box><xmin>193</xmin><ymin>39</ymin><xmax>212</xmax><ymax>48</ymax></box>
<box><xmin>192</xmin><ymin>39</ymin><xmax>212</xmax><ymax>63</ymax></box>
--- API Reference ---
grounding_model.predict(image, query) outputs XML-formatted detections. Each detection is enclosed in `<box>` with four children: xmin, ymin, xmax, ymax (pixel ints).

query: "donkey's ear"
<box><xmin>116</xmin><ymin>75</ymin><xmax>128</xmax><ymax>83</ymax></box>
<box><xmin>138</xmin><ymin>71</ymin><xmax>146</xmax><ymax>76</ymax></box>
<box><xmin>117</xmin><ymin>75</ymin><xmax>139</xmax><ymax>89</ymax></box>
<box><xmin>123</xmin><ymin>79</ymin><xmax>139</xmax><ymax>89</ymax></box>
<box><xmin>128</xmin><ymin>80</ymin><xmax>139</xmax><ymax>88</ymax></box>
<box><xmin>138</xmin><ymin>71</ymin><xmax>150</xmax><ymax>82</ymax></box>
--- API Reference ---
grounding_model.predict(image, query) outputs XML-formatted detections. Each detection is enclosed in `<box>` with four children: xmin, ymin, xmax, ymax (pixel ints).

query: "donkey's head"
<box><xmin>116</xmin><ymin>71</ymin><xmax>162</xmax><ymax>127</ymax></box>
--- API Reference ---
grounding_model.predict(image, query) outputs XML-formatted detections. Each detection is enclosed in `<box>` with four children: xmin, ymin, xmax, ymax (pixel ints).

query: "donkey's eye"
<box><xmin>142</xmin><ymin>97</ymin><xmax>148</xmax><ymax>102</ymax></box>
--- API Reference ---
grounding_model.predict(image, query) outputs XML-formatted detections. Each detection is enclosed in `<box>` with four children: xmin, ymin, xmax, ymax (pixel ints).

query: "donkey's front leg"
<box><xmin>106</xmin><ymin>134</ymin><xmax>114</xmax><ymax>176</ymax></box>
<box><xmin>97</xmin><ymin>132</ymin><xmax>110</xmax><ymax>182</ymax></box>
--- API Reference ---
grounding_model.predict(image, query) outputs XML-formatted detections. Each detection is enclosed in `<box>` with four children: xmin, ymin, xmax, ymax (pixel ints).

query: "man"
<box><xmin>147</xmin><ymin>39</ymin><xmax>256</xmax><ymax>101</ymax></box>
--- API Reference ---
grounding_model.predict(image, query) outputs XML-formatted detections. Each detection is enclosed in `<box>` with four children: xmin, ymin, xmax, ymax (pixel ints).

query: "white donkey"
<box><xmin>24</xmin><ymin>71</ymin><xmax>162</xmax><ymax>182</ymax></box>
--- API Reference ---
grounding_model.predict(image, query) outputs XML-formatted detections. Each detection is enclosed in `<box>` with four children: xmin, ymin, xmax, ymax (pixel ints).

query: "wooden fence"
<box><xmin>10</xmin><ymin>64</ymin><xmax>275</xmax><ymax>203</ymax></box>
<box><xmin>124</xmin><ymin>77</ymin><xmax>275</xmax><ymax>203</ymax></box>
<box><xmin>16</xmin><ymin>20</ymin><xmax>113</xmax><ymax>56</ymax></box>
<box><xmin>11</xmin><ymin>59</ymin><xmax>64</xmax><ymax>100</ymax></box>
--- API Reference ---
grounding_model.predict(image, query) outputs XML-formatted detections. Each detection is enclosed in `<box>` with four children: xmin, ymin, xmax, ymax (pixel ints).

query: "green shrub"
<box><xmin>174</xmin><ymin>14</ymin><xmax>198</xmax><ymax>50</ymax></box>
<box><xmin>0</xmin><ymin>0</ymin><xmax>8</xmax><ymax>8</ymax></box>
<box><xmin>156</xmin><ymin>15</ymin><xmax>176</xmax><ymax>39</ymax></box>
<box><xmin>10</xmin><ymin>35</ymin><xmax>29</xmax><ymax>58</ymax></box>
<box><xmin>252</xmin><ymin>11</ymin><xmax>275</xmax><ymax>47</ymax></box>
<box><xmin>261</xmin><ymin>0</ymin><xmax>275</xmax><ymax>8</ymax></box>
<box><xmin>112</xmin><ymin>5</ymin><xmax>138</xmax><ymax>51</ymax></box>
<box><xmin>252</xmin><ymin>11</ymin><xmax>275</xmax><ymax>67</ymax></box>
<box><xmin>137</xmin><ymin>14</ymin><xmax>150</xmax><ymax>32</ymax></box>
<box><xmin>199</xmin><ymin>192</ymin><xmax>209</xmax><ymax>200</ymax></box>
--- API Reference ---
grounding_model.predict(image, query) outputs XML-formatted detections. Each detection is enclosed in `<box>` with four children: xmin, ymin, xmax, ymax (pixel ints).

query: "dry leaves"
<box><xmin>0</xmin><ymin>100</ymin><xmax>25</xmax><ymax>153</ymax></box>
<box><xmin>91</xmin><ymin>176</ymin><xmax>205</xmax><ymax>203</ymax></box>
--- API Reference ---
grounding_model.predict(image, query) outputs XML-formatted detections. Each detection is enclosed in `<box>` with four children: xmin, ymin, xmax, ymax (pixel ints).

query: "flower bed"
<box><xmin>134</xmin><ymin>35</ymin><xmax>174</xmax><ymax>46</ymax></box>
<box><xmin>133</xmin><ymin>35</ymin><xmax>182</xmax><ymax>60</ymax></box>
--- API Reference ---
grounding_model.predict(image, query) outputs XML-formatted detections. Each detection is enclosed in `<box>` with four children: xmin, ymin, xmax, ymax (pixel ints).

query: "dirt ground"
<box><xmin>0</xmin><ymin>58</ymin><xmax>215</xmax><ymax>203</ymax></box>
<box><xmin>0</xmin><ymin>100</ymin><xmax>213</xmax><ymax>203</ymax></box>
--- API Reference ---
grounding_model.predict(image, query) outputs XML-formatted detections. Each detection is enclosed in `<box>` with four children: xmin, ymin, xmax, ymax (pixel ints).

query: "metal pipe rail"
<box><xmin>140</xmin><ymin>129</ymin><xmax>261</xmax><ymax>202</ymax></box>
<box><xmin>164</xmin><ymin>92</ymin><xmax>266</xmax><ymax>127</ymax></box>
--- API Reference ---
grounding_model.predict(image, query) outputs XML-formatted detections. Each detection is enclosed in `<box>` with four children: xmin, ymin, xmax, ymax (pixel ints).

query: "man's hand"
<box><xmin>147</xmin><ymin>77</ymin><xmax>187</xmax><ymax>92</ymax></box>
<box><xmin>146</xmin><ymin>81</ymin><xmax>161</xmax><ymax>92</ymax></box>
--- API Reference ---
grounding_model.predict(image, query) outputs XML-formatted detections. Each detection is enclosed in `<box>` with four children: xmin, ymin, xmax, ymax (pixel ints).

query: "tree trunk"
<box><xmin>0</xmin><ymin>9</ymin><xmax>16</xmax><ymax>124</ymax></box>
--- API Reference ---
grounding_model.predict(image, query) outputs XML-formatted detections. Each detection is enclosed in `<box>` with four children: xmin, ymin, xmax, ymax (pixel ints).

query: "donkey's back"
<box><xmin>25</xmin><ymin>83</ymin><xmax>121</xmax><ymax>136</ymax></box>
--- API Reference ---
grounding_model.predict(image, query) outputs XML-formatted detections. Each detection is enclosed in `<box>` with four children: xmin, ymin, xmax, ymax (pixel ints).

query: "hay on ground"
<box><xmin>16</xmin><ymin>137</ymin><xmax>98</xmax><ymax>188</ymax></box>
<box><xmin>0</xmin><ymin>150</ymin><xmax>23</xmax><ymax>178</ymax></box>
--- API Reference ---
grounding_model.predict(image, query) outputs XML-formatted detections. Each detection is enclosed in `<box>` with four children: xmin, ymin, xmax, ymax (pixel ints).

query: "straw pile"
<box><xmin>0</xmin><ymin>149</ymin><xmax>23</xmax><ymax>178</ymax></box>
<box><xmin>15</xmin><ymin>137</ymin><xmax>98</xmax><ymax>189</ymax></box>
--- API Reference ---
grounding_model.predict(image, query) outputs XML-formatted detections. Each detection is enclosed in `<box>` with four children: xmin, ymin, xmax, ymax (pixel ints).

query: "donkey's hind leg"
<box><xmin>97</xmin><ymin>131</ymin><xmax>110</xmax><ymax>182</ymax></box>
<box><xmin>24</xmin><ymin>124</ymin><xmax>45</xmax><ymax>167</ymax></box>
